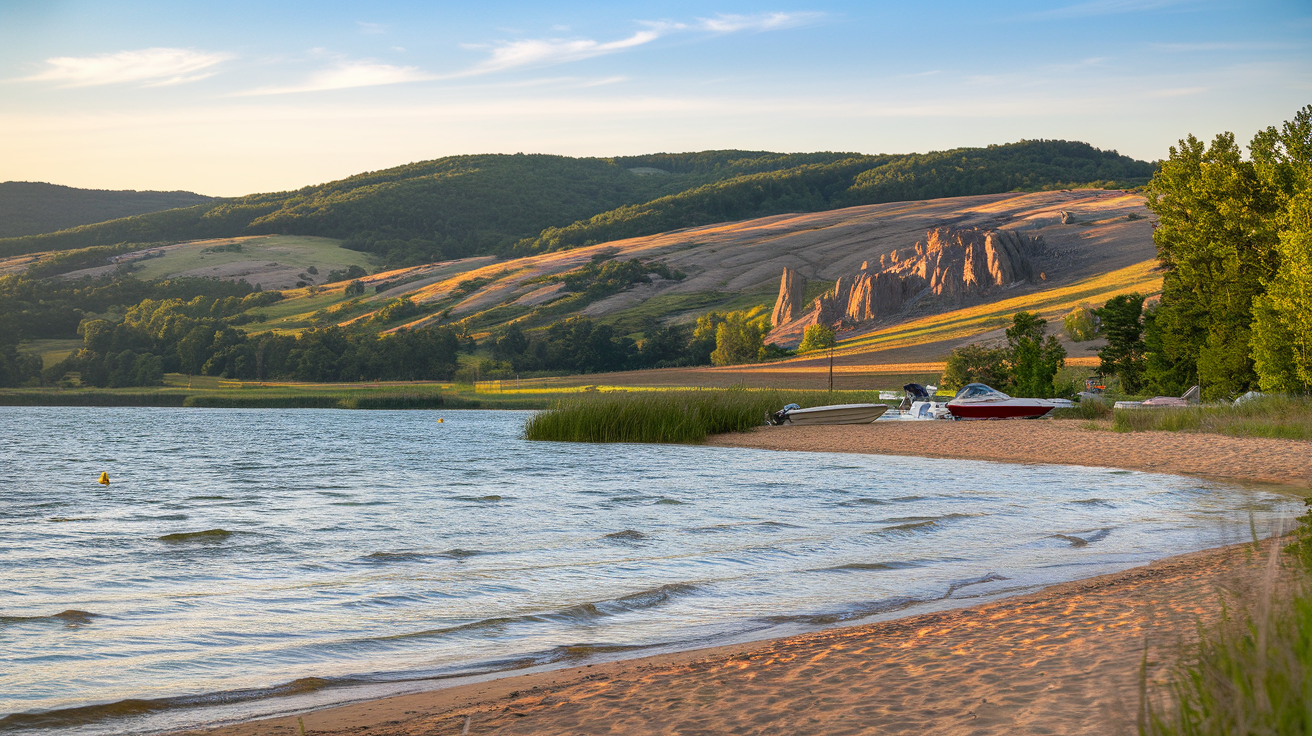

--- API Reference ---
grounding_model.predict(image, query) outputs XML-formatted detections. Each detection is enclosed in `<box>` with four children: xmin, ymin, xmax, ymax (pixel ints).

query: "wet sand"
<box><xmin>184</xmin><ymin>423</ymin><xmax>1309</xmax><ymax>736</ymax></box>
<box><xmin>707</xmin><ymin>419</ymin><xmax>1312</xmax><ymax>487</ymax></box>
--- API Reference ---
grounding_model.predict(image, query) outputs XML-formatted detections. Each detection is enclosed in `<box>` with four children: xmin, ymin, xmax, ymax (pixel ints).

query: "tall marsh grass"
<box><xmin>1141</xmin><ymin>508</ymin><xmax>1312</xmax><ymax>735</ymax></box>
<box><xmin>1113</xmin><ymin>395</ymin><xmax>1312</xmax><ymax>441</ymax></box>
<box><xmin>524</xmin><ymin>389</ymin><xmax>889</xmax><ymax>443</ymax></box>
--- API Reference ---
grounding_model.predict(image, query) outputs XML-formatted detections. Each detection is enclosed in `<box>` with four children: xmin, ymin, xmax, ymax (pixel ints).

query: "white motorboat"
<box><xmin>884</xmin><ymin>383</ymin><xmax>951</xmax><ymax>420</ymax></box>
<box><xmin>771</xmin><ymin>403</ymin><xmax>889</xmax><ymax>425</ymax></box>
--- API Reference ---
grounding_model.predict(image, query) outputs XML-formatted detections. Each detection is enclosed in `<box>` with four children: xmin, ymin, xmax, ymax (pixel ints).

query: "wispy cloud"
<box><xmin>20</xmin><ymin>47</ymin><xmax>232</xmax><ymax>87</ymax></box>
<box><xmin>1031</xmin><ymin>0</ymin><xmax>1188</xmax><ymax>19</ymax></box>
<box><xmin>696</xmin><ymin>12</ymin><xmax>823</xmax><ymax>32</ymax></box>
<box><xmin>357</xmin><ymin>22</ymin><xmax>386</xmax><ymax>35</ymax></box>
<box><xmin>241</xmin><ymin>60</ymin><xmax>434</xmax><ymax>95</ymax></box>
<box><xmin>462</xmin><ymin>27</ymin><xmax>667</xmax><ymax>75</ymax></box>
<box><xmin>459</xmin><ymin>11</ymin><xmax>823</xmax><ymax>76</ymax></box>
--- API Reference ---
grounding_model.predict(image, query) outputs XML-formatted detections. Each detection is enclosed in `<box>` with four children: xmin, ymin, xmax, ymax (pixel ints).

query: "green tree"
<box><xmin>797</xmin><ymin>324</ymin><xmax>835</xmax><ymax>353</ymax></box>
<box><xmin>1095</xmin><ymin>294</ymin><xmax>1147</xmax><ymax>394</ymax></box>
<box><xmin>1144</xmin><ymin>129</ymin><xmax>1283</xmax><ymax>398</ymax></box>
<box><xmin>710</xmin><ymin>308</ymin><xmax>770</xmax><ymax>366</ymax></box>
<box><xmin>1062</xmin><ymin>304</ymin><xmax>1099</xmax><ymax>342</ymax></box>
<box><xmin>1250</xmin><ymin>105</ymin><xmax>1312</xmax><ymax>392</ymax></box>
<box><xmin>941</xmin><ymin>343</ymin><xmax>1010</xmax><ymax>391</ymax></box>
<box><xmin>1005</xmin><ymin>312</ymin><xmax>1066</xmax><ymax>397</ymax></box>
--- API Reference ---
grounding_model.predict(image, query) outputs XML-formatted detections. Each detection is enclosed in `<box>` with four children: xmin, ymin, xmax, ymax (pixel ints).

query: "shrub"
<box><xmin>1063</xmin><ymin>304</ymin><xmax>1099</xmax><ymax>341</ymax></box>
<box><xmin>798</xmin><ymin>324</ymin><xmax>835</xmax><ymax>353</ymax></box>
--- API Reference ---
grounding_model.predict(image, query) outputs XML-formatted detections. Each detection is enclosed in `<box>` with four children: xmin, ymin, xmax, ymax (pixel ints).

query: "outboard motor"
<box><xmin>900</xmin><ymin>383</ymin><xmax>930</xmax><ymax>411</ymax></box>
<box><xmin>769</xmin><ymin>403</ymin><xmax>801</xmax><ymax>425</ymax></box>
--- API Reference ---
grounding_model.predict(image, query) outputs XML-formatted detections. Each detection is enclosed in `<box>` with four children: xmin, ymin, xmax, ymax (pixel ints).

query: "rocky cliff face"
<box><xmin>770</xmin><ymin>267</ymin><xmax>808</xmax><ymax>326</ymax></box>
<box><xmin>767</xmin><ymin>226</ymin><xmax>1044</xmax><ymax>346</ymax></box>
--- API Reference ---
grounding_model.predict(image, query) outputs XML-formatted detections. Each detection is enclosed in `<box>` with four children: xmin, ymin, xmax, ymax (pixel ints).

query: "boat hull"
<box><xmin>784</xmin><ymin>403</ymin><xmax>889</xmax><ymax>425</ymax></box>
<box><xmin>946</xmin><ymin>400</ymin><xmax>1054</xmax><ymax>419</ymax></box>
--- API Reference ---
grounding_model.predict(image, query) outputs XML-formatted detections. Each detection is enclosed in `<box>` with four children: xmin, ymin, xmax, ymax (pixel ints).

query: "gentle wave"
<box><xmin>767</xmin><ymin>573</ymin><xmax>1010</xmax><ymax>626</ymax></box>
<box><xmin>157</xmin><ymin>529</ymin><xmax>234</xmax><ymax>543</ymax></box>
<box><xmin>603</xmin><ymin>529</ymin><xmax>647</xmax><ymax>541</ymax></box>
<box><xmin>374</xmin><ymin>583</ymin><xmax>700</xmax><ymax>644</ymax></box>
<box><xmin>359</xmin><ymin>548</ymin><xmax>485</xmax><ymax>564</ymax></box>
<box><xmin>0</xmin><ymin>677</ymin><xmax>335</xmax><ymax>730</ymax></box>
<box><xmin>813</xmin><ymin>560</ymin><xmax>925</xmax><ymax>573</ymax></box>
<box><xmin>1049</xmin><ymin>529</ymin><xmax>1113</xmax><ymax>547</ymax></box>
<box><xmin>0</xmin><ymin>610</ymin><xmax>101</xmax><ymax>627</ymax></box>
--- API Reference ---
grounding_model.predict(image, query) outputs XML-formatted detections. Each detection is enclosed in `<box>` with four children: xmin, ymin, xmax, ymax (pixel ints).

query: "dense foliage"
<box><xmin>1095</xmin><ymin>293</ymin><xmax>1147</xmax><ymax>393</ymax></box>
<box><xmin>0</xmin><ymin>273</ymin><xmax>262</xmax><ymax>344</ymax></box>
<box><xmin>941</xmin><ymin>312</ymin><xmax>1067</xmax><ymax>397</ymax></box>
<box><xmin>0</xmin><ymin>182</ymin><xmax>211</xmax><ymax>239</ymax></box>
<box><xmin>48</xmin><ymin>295</ymin><xmax>461</xmax><ymax>387</ymax></box>
<box><xmin>1143</xmin><ymin>106</ymin><xmax>1312</xmax><ymax>398</ymax></box>
<box><xmin>2</xmin><ymin>143</ymin><xmax>1154</xmax><ymax>268</ymax></box>
<box><xmin>490</xmin><ymin>314</ymin><xmax>713</xmax><ymax>375</ymax></box>
<box><xmin>797</xmin><ymin>324</ymin><xmax>835</xmax><ymax>353</ymax></box>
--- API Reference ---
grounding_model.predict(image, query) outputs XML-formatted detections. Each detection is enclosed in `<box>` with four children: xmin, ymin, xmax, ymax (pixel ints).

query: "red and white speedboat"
<box><xmin>945</xmin><ymin>383</ymin><xmax>1055</xmax><ymax>420</ymax></box>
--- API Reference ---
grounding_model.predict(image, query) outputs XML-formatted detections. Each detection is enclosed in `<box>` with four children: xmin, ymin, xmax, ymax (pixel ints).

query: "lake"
<box><xmin>0</xmin><ymin>407</ymin><xmax>1299</xmax><ymax>734</ymax></box>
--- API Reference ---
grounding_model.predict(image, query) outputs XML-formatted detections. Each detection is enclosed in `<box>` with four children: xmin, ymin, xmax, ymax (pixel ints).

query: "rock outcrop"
<box><xmin>767</xmin><ymin>226</ymin><xmax>1044</xmax><ymax>346</ymax></box>
<box><xmin>770</xmin><ymin>267</ymin><xmax>807</xmax><ymax>326</ymax></box>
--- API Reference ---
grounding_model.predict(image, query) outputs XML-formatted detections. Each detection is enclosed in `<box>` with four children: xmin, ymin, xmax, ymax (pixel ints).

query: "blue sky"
<box><xmin>1</xmin><ymin>0</ymin><xmax>1308</xmax><ymax>196</ymax></box>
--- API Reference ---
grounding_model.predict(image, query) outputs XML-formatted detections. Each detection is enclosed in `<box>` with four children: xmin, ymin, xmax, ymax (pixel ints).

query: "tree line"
<box><xmin>48</xmin><ymin>295</ymin><xmax>461</xmax><ymax>387</ymax></box>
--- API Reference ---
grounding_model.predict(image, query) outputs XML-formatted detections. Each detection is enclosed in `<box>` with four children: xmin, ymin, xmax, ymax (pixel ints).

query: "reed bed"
<box><xmin>523</xmin><ymin>389</ymin><xmax>890</xmax><ymax>444</ymax></box>
<box><xmin>1113</xmin><ymin>395</ymin><xmax>1312</xmax><ymax>441</ymax></box>
<box><xmin>1141</xmin><ymin>511</ymin><xmax>1312</xmax><ymax>735</ymax></box>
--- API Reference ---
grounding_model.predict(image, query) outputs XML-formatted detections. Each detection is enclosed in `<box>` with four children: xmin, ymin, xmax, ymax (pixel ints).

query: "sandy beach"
<box><xmin>183</xmin><ymin>422</ymin><xmax>1310</xmax><ymax>736</ymax></box>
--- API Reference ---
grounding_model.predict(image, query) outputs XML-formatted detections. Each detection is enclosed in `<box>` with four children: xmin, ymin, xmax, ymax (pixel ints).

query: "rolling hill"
<box><xmin>45</xmin><ymin>188</ymin><xmax>1155</xmax><ymax>371</ymax></box>
<box><xmin>0</xmin><ymin>142</ymin><xmax>1154</xmax><ymax>268</ymax></box>
<box><xmin>0</xmin><ymin>182</ymin><xmax>212</xmax><ymax>239</ymax></box>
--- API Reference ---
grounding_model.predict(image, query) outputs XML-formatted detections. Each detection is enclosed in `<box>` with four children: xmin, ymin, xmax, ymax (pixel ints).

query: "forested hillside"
<box><xmin>521</xmin><ymin>141</ymin><xmax>1154</xmax><ymax>253</ymax></box>
<box><xmin>0</xmin><ymin>142</ymin><xmax>1152</xmax><ymax>267</ymax></box>
<box><xmin>0</xmin><ymin>182</ymin><xmax>212</xmax><ymax>239</ymax></box>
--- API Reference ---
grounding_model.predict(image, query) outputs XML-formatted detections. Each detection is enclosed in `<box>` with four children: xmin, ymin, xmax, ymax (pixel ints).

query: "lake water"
<box><xmin>0</xmin><ymin>407</ymin><xmax>1300</xmax><ymax>734</ymax></box>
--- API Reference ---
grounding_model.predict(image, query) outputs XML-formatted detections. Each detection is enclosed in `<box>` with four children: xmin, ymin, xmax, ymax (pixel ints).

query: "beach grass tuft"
<box><xmin>1052</xmin><ymin>398</ymin><xmax>1113</xmax><ymax>420</ymax></box>
<box><xmin>524</xmin><ymin>389</ymin><xmax>891</xmax><ymax>444</ymax></box>
<box><xmin>1141</xmin><ymin>505</ymin><xmax>1312</xmax><ymax>735</ymax></box>
<box><xmin>1113</xmin><ymin>395</ymin><xmax>1312</xmax><ymax>441</ymax></box>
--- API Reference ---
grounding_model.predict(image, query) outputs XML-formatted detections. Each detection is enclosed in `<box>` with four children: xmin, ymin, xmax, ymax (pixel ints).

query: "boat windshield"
<box><xmin>953</xmin><ymin>383</ymin><xmax>1011</xmax><ymax>400</ymax></box>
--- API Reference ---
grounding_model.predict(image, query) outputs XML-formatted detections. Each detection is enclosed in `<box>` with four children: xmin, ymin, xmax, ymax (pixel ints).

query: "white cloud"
<box><xmin>242</xmin><ymin>60</ymin><xmax>434</xmax><ymax>95</ymax></box>
<box><xmin>463</xmin><ymin>28</ymin><xmax>667</xmax><ymax>75</ymax></box>
<box><xmin>358</xmin><ymin>22</ymin><xmax>386</xmax><ymax>35</ymax></box>
<box><xmin>696</xmin><ymin>12</ymin><xmax>824</xmax><ymax>33</ymax></box>
<box><xmin>456</xmin><ymin>12</ymin><xmax>823</xmax><ymax>77</ymax></box>
<box><xmin>21</xmin><ymin>47</ymin><xmax>231</xmax><ymax>88</ymax></box>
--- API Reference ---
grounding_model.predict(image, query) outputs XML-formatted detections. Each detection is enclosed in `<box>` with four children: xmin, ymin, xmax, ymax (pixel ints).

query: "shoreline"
<box><xmin>180</xmin><ymin>539</ymin><xmax>1285</xmax><ymax>736</ymax></box>
<box><xmin>169</xmin><ymin>421</ymin><xmax>1310</xmax><ymax>736</ymax></box>
<box><xmin>707</xmin><ymin>419</ymin><xmax>1312</xmax><ymax>488</ymax></box>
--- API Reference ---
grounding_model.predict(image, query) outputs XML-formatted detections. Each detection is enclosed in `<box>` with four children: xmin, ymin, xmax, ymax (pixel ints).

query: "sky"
<box><xmin>1</xmin><ymin>0</ymin><xmax>1309</xmax><ymax>197</ymax></box>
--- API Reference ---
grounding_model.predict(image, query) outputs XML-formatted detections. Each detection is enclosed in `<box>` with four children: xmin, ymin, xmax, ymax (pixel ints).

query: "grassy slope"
<box><xmin>127</xmin><ymin>235</ymin><xmax>372</xmax><ymax>281</ymax></box>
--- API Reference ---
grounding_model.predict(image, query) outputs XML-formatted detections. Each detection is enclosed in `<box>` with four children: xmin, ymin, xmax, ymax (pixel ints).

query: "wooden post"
<box><xmin>828</xmin><ymin>343</ymin><xmax>834</xmax><ymax>393</ymax></box>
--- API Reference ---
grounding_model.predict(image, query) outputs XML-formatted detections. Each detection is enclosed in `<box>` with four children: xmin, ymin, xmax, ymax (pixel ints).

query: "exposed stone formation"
<box><xmin>766</xmin><ymin>226</ymin><xmax>1044</xmax><ymax>346</ymax></box>
<box><xmin>770</xmin><ymin>267</ymin><xmax>807</xmax><ymax>326</ymax></box>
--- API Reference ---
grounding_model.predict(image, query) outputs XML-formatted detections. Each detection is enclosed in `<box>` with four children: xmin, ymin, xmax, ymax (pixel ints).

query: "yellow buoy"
<box><xmin>438</xmin><ymin>418</ymin><xmax>444</xmax><ymax>423</ymax></box>
<box><xmin>98</xmin><ymin>472</ymin><xmax>110</xmax><ymax>485</ymax></box>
